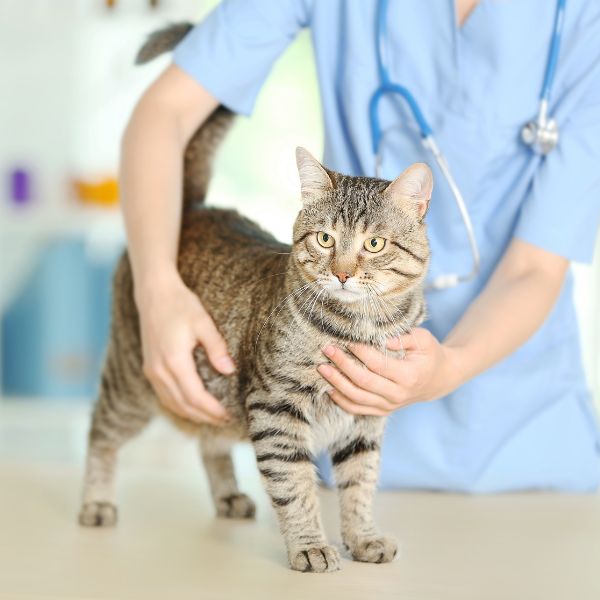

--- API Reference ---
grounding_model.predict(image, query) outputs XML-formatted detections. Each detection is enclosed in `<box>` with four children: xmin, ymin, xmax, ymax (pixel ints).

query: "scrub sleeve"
<box><xmin>172</xmin><ymin>0</ymin><xmax>310</xmax><ymax>116</ymax></box>
<box><xmin>515</xmin><ymin>65</ymin><xmax>600</xmax><ymax>263</ymax></box>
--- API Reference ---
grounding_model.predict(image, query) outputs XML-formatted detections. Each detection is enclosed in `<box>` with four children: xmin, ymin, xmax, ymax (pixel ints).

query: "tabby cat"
<box><xmin>79</xmin><ymin>24</ymin><xmax>432</xmax><ymax>573</ymax></box>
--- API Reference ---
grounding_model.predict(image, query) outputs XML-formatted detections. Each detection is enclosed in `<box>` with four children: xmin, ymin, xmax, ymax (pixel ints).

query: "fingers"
<box><xmin>346</xmin><ymin>343</ymin><xmax>399</xmax><ymax>380</ymax></box>
<box><xmin>166</xmin><ymin>352</ymin><xmax>230</xmax><ymax>422</ymax></box>
<box><xmin>138</xmin><ymin>287</ymin><xmax>235</xmax><ymax>426</ymax></box>
<box><xmin>146</xmin><ymin>365</ymin><xmax>226</xmax><ymax>426</ymax></box>
<box><xmin>148</xmin><ymin>374</ymin><xmax>183</xmax><ymax>417</ymax></box>
<box><xmin>328</xmin><ymin>389</ymin><xmax>390</xmax><ymax>417</ymax></box>
<box><xmin>387</xmin><ymin>327</ymin><xmax>431</xmax><ymax>352</ymax></box>
<box><xmin>317</xmin><ymin>361</ymin><xmax>396</xmax><ymax>412</ymax></box>
<box><xmin>196</xmin><ymin>315</ymin><xmax>236</xmax><ymax>375</ymax></box>
<box><xmin>144</xmin><ymin>349</ymin><xmax>229</xmax><ymax>426</ymax></box>
<box><xmin>321</xmin><ymin>345</ymin><xmax>396</xmax><ymax>398</ymax></box>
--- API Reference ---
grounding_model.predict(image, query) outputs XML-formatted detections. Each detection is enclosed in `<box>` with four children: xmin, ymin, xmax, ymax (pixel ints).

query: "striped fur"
<box><xmin>135</xmin><ymin>22</ymin><xmax>193</xmax><ymax>65</ymax></box>
<box><xmin>79</xmin><ymin>25</ymin><xmax>431</xmax><ymax>573</ymax></box>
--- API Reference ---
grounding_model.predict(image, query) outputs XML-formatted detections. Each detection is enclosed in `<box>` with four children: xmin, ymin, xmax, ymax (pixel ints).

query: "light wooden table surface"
<box><xmin>0</xmin><ymin>401</ymin><xmax>599</xmax><ymax>600</ymax></box>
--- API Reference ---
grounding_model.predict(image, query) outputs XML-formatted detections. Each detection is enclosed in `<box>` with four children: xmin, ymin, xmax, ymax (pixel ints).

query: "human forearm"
<box><xmin>118</xmin><ymin>65</ymin><xmax>233</xmax><ymax>425</ymax></box>
<box><xmin>443</xmin><ymin>239</ymin><xmax>569</xmax><ymax>387</ymax></box>
<box><xmin>119</xmin><ymin>65</ymin><xmax>218</xmax><ymax>305</ymax></box>
<box><xmin>120</xmin><ymin>98</ymin><xmax>184</xmax><ymax>300</ymax></box>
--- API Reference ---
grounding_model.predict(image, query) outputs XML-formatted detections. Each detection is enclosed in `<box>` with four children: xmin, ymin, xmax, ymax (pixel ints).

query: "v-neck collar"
<box><xmin>451</xmin><ymin>0</ymin><xmax>485</xmax><ymax>31</ymax></box>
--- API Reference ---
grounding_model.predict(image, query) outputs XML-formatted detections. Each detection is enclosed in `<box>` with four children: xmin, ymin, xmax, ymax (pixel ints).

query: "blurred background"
<box><xmin>0</xmin><ymin>0</ymin><xmax>322</xmax><ymax>406</ymax></box>
<box><xmin>0</xmin><ymin>0</ymin><xmax>597</xmax><ymax>407</ymax></box>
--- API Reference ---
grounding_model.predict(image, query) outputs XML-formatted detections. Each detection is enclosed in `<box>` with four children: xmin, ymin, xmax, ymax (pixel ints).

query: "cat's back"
<box><xmin>178</xmin><ymin>207</ymin><xmax>290</xmax><ymax>334</ymax></box>
<box><xmin>110</xmin><ymin>207</ymin><xmax>289</xmax><ymax>342</ymax></box>
<box><xmin>180</xmin><ymin>207</ymin><xmax>286</xmax><ymax>255</ymax></box>
<box><xmin>178</xmin><ymin>207</ymin><xmax>289</xmax><ymax>280</ymax></box>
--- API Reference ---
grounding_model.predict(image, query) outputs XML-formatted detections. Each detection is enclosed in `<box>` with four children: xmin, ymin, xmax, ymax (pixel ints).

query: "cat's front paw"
<box><xmin>216</xmin><ymin>493</ymin><xmax>256</xmax><ymax>519</ymax></box>
<box><xmin>288</xmin><ymin>544</ymin><xmax>341</xmax><ymax>573</ymax></box>
<box><xmin>346</xmin><ymin>535</ymin><xmax>398</xmax><ymax>564</ymax></box>
<box><xmin>78</xmin><ymin>502</ymin><xmax>118</xmax><ymax>527</ymax></box>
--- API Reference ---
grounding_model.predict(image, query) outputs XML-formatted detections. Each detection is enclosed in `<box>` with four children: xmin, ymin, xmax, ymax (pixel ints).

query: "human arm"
<box><xmin>318</xmin><ymin>21</ymin><xmax>600</xmax><ymax>415</ymax></box>
<box><xmin>121</xmin><ymin>0</ymin><xmax>310</xmax><ymax>424</ymax></box>
<box><xmin>318</xmin><ymin>239</ymin><xmax>569</xmax><ymax>416</ymax></box>
<box><xmin>121</xmin><ymin>64</ymin><xmax>234</xmax><ymax>425</ymax></box>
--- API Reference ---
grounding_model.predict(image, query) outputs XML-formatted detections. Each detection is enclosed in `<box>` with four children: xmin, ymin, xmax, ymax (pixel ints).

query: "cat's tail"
<box><xmin>136</xmin><ymin>23</ymin><xmax>235</xmax><ymax>209</ymax></box>
<box><xmin>135</xmin><ymin>22</ymin><xmax>194</xmax><ymax>65</ymax></box>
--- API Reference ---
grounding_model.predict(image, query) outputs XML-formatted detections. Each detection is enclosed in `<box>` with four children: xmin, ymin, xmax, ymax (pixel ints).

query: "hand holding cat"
<box><xmin>138</xmin><ymin>276</ymin><xmax>235</xmax><ymax>426</ymax></box>
<box><xmin>318</xmin><ymin>328</ymin><xmax>463</xmax><ymax>416</ymax></box>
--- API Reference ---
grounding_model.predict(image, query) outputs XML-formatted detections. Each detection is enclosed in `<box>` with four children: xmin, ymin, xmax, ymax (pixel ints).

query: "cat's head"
<box><xmin>292</xmin><ymin>147</ymin><xmax>432</xmax><ymax>305</ymax></box>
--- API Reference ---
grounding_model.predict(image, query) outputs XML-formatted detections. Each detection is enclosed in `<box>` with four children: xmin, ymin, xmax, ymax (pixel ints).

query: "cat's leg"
<box><xmin>200</xmin><ymin>434</ymin><xmax>256</xmax><ymax>519</ymax></box>
<box><xmin>248</xmin><ymin>395</ymin><xmax>340</xmax><ymax>573</ymax></box>
<box><xmin>79</xmin><ymin>365</ymin><xmax>154</xmax><ymax>527</ymax></box>
<box><xmin>331</xmin><ymin>424</ymin><xmax>398</xmax><ymax>564</ymax></box>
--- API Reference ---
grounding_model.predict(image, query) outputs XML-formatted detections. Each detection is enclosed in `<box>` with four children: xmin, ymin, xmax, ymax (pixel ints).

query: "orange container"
<box><xmin>73</xmin><ymin>178</ymin><xmax>119</xmax><ymax>207</ymax></box>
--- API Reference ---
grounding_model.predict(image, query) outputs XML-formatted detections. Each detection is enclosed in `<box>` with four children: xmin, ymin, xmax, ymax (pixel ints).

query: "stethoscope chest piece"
<box><xmin>521</xmin><ymin>117</ymin><xmax>559</xmax><ymax>156</ymax></box>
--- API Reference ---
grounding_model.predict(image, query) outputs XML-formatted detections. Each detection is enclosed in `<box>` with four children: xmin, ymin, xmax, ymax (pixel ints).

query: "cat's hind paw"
<box><xmin>289</xmin><ymin>544</ymin><xmax>341</xmax><ymax>573</ymax></box>
<box><xmin>216</xmin><ymin>493</ymin><xmax>256</xmax><ymax>519</ymax></box>
<box><xmin>347</xmin><ymin>535</ymin><xmax>398</xmax><ymax>564</ymax></box>
<box><xmin>78</xmin><ymin>502</ymin><xmax>118</xmax><ymax>527</ymax></box>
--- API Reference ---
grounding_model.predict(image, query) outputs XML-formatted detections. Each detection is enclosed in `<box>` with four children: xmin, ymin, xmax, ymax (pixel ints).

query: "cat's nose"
<box><xmin>334</xmin><ymin>272</ymin><xmax>352</xmax><ymax>284</ymax></box>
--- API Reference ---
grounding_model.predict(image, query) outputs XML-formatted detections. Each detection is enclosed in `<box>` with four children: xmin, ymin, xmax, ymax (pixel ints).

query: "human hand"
<box><xmin>317</xmin><ymin>328</ymin><xmax>463</xmax><ymax>416</ymax></box>
<box><xmin>138</xmin><ymin>273</ymin><xmax>235</xmax><ymax>425</ymax></box>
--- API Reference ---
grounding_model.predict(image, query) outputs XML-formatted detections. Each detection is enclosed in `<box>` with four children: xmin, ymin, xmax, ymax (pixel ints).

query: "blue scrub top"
<box><xmin>174</xmin><ymin>0</ymin><xmax>600</xmax><ymax>492</ymax></box>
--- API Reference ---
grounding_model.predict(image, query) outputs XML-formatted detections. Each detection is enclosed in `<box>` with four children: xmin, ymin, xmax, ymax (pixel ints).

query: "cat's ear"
<box><xmin>384</xmin><ymin>163</ymin><xmax>433</xmax><ymax>219</ymax></box>
<box><xmin>296</xmin><ymin>147</ymin><xmax>334</xmax><ymax>202</ymax></box>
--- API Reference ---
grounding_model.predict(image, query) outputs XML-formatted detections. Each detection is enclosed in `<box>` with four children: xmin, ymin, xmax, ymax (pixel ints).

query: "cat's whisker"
<box><xmin>254</xmin><ymin>283</ymin><xmax>313</xmax><ymax>349</ymax></box>
<box><xmin>372</xmin><ymin>294</ymin><xmax>393</xmax><ymax>353</ymax></box>
<box><xmin>308</xmin><ymin>288</ymin><xmax>326</xmax><ymax>326</ymax></box>
<box><xmin>369</xmin><ymin>281</ymin><xmax>409</xmax><ymax>333</ymax></box>
<box><xmin>287</xmin><ymin>283</ymin><xmax>327</xmax><ymax>346</ymax></box>
<box><xmin>361</xmin><ymin>286</ymin><xmax>381</xmax><ymax>345</ymax></box>
<box><xmin>368</xmin><ymin>284</ymin><xmax>396</xmax><ymax>329</ymax></box>
<box><xmin>374</xmin><ymin>292</ymin><xmax>423</xmax><ymax>357</ymax></box>
<box><xmin>248</xmin><ymin>270</ymin><xmax>288</xmax><ymax>287</ymax></box>
<box><xmin>273</xmin><ymin>284</ymin><xmax>321</xmax><ymax>350</ymax></box>
<box><xmin>297</xmin><ymin>284</ymin><xmax>322</xmax><ymax>316</ymax></box>
<box><xmin>366</xmin><ymin>283</ymin><xmax>408</xmax><ymax>369</ymax></box>
<box><xmin>360</xmin><ymin>290</ymin><xmax>368</xmax><ymax>336</ymax></box>
<box><xmin>367</xmin><ymin>289</ymin><xmax>390</xmax><ymax>357</ymax></box>
<box><xmin>280</xmin><ymin>283</ymin><xmax>319</xmax><ymax>330</ymax></box>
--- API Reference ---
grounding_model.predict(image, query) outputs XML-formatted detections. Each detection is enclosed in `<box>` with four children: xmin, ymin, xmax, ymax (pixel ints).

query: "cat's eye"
<box><xmin>364</xmin><ymin>237</ymin><xmax>386</xmax><ymax>253</ymax></box>
<box><xmin>316</xmin><ymin>231</ymin><xmax>335</xmax><ymax>248</ymax></box>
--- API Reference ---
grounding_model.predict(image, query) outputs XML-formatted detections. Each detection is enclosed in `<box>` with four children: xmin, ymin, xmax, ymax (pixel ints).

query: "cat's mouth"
<box><xmin>318</xmin><ymin>276</ymin><xmax>365</xmax><ymax>303</ymax></box>
<box><xmin>327</xmin><ymin>286</ymin><xmax>363</xmax><ymax>303</ymax></box>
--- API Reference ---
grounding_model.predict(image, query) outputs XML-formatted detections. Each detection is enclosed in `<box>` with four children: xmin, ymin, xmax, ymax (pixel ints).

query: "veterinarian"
<box><xmin>120</xmin><ymin>0</ymin><xmax>600</xmax><ymax>492</ymax></box>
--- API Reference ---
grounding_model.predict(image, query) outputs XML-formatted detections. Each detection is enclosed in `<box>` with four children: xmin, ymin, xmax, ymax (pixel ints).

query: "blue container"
<box><xmin>2</xmin><ymin>238</ymin><xmax>121</xmax><ymax>399</ymax></box>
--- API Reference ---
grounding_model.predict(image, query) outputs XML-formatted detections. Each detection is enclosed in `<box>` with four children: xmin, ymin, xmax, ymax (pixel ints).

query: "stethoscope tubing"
<box><xmin>370</xmin><ymin>0</ymin><xmax>565</xmax><ymax>290</ymax></box>
<box><xmin>541</xmin><ymin>0</ymin><xmax>566</xmax><ymax>103</ymax></box>
<box><xmin>421</xmin><ymin>136</ymin><xmax>481</xmax><ymax>291</ymax></box>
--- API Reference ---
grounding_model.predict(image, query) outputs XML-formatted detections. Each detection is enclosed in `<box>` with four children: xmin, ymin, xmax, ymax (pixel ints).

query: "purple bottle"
<box><xmin>9</xmin><ymin>168</ymin><xmax>32</xmax><ymax>206</ymax></box>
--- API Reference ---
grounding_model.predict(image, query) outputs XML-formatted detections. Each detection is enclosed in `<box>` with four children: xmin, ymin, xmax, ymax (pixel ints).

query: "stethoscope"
<box><xmin>369</xmin><ymin>0</ymin><xmax>567</xmax><ymax>290</ymax></box>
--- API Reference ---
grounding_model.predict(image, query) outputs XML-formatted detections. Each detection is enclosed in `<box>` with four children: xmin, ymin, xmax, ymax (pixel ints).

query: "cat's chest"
<box><xmin>310</xmin><ymin>395</ymin><xmax>356</xmax><ymax>453</ymax></box>
<box><xmin>283</xmin><ymin>345</ymin><xmax>356</xmax><ymax>448</ymax></box>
